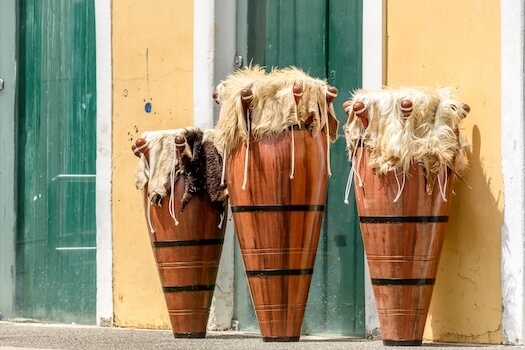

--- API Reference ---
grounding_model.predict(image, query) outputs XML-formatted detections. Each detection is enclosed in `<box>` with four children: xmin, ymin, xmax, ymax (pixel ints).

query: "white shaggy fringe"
<box><xmin>343</xmin><ymin>86</ymin><xmax>470</xmax><ymax>196</ymax></box>
<box><xmin>214</xmin><ymin>65</ymin><xmax>339</xmax><ymax>155</ymax></box>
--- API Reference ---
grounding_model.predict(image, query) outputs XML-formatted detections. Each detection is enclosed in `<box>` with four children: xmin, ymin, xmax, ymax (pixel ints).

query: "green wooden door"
<box><xmin>234</xmin><ymin>0</ymin><xmax>365</xmax><ymax>336</ymax></box>
<box><xmin>15</xmin><ymin>0</ymin><xmax>97</xmax><ymax>324</ymax></box>
<box><xmin>0</xmin><ymin>0</ymin><xmax>17</xmax><ymax>319</ymax></box>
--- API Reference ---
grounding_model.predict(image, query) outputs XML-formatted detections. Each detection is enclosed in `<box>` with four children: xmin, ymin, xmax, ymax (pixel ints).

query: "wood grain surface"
<box><xmin>144</xmin><ymin>177</ymin><xmax>226</xmax><ymax>338</ymax></box>
<box><xmin>354</xmin><ymin>147</ymin><xmax>455</xmax><ymax>345</ymax></box>
<box><xmin>227</xmin><ymin>129</ymin><xmax>328</xmax><ymax>341</ymax></box>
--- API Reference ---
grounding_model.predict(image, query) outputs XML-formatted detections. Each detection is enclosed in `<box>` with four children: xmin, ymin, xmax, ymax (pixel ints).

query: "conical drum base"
<box><xmin>144</xmin><ymin>178</ymin><xmax>226</xmax><ymax>338</ymax></box>
<box><xmin>227</xmin><ymin>130</ymin><xmax>328</xmax><ymax>341</ymax></box>
<box><xmin>354</xmin><ymin>148</ymin><xmax>454</xmax><ymax>345</ymax></box>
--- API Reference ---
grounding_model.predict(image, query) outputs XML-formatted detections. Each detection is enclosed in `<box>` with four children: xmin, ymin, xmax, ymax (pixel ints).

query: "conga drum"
<box><xmin>132</xmin><ymin>128</ymin><xmax>228</xmax><ymax>338</ymax></box>
<box><xmin>343</xmin><ymin>88</ymin><xmax>471</xmax><ymax>345</ymax></box>
<box><xmin>214</xmin><ymin>66</ymin><xmax>339</xmax><ymax>342</ymax></box>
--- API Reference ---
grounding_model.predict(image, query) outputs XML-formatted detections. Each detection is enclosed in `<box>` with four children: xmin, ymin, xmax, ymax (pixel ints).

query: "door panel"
<box><xmin>0</xmin><ymin>0</ymin><xmax>17</xmax><ymax>319</ymax></box>
<box><xmin>234</xmin><ymin>0</ymin><xmax>365</xmax><ymax>336</ymax></box>
<box><xmin>16</xmin><ymin>0</ymin><xmax>97</xmax><ymax>324</ymax></box>
<box><xmin>265</xmin><ymin>0</ymin><xmax>327</xmax><ymax>77</ymax></box>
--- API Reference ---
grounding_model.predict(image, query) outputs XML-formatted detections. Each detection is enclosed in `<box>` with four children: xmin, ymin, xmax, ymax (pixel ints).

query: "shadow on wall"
<box><xmin>429</xmin><ymin>124</ymin><xmax>503</xmax><ymax>343</ymax></box>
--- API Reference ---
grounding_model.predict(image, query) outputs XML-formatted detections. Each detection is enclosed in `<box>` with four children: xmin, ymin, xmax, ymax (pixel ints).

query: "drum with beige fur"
<box><xmin>214</xmin><ymin>66</ymin><xmax>338</xmax><ymax>342</ymax></box>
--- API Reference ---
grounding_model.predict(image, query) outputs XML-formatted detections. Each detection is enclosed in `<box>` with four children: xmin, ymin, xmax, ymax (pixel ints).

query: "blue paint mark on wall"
<box><xmin>144</xmin><ymin>48</ymin><xmax>152</xmax><ymax>114</ymax></box>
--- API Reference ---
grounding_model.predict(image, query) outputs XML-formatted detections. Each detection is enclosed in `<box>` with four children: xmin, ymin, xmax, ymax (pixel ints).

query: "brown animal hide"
<box><xmin>177</xmin><ymin>129</ymin><xmax>205</xmax><ymax>212</ymax></box>
<box><xmin>203</xmin><ymin>136</ymin><xmax>229</xmax><ymax>213</ymax></box>
<box><xmin>177</xmin><ymin>129</ymin><xmax>228</xmax><ymax>214</ymax></box>
<box><xmin>133</xmin><ymin>128</ymin><xmax>228</xmax><ymax>214</ymax></box>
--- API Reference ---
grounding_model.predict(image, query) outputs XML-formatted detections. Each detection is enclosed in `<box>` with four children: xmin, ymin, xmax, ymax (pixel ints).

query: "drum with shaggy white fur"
<box><xmin>342</xmin><ymin>87</ymin><xmax>470</xmax><ymax>346</ymax></box>
<box><xmin>214</xmin><ymin>66</ymin><xmax>338</xmax><ymax>342</ymax></box>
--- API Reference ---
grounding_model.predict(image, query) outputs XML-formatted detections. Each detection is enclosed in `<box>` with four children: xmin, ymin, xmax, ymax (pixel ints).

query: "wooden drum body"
<box><xmin>227</xmin><ymin>129</ymin><xmax>328</xmax><ymax>342</ymax></box>
<box><xmin>354</xmin><ymin>148</ymin><xmax>454</xmax><ymax>346</ymax></box>
<box><xmin>143</xmin><ymin>178</ymin><xmax>226</xmax><ymax>338</ymax></box>
<box><xmin>133</xmin><ymin>128</ymin><xmax>228</xmax><ymax>338</ymax></box>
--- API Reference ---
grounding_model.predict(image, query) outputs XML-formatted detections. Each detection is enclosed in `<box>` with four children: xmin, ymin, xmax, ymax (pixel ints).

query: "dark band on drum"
<box><xmin>371</xmin><ymin>278</ymin><xmax>435</xmax><ymax>286</ymax></box>
<box><xmin>383</xmin><ymin>340</ymin><xmax>423</xmax><ymax>346</ymax></box>
<box><xmin>152</xmin><ymin>239</ymin><xmax>224</xmax><ymax>248</ymax></box>
<box><xmin>231</xmin><ymin>205</ymin><xmax>325</xmax><ymax>213</ymax></box>
<box><xmin>263</xmin><ymin>336</ymin><xmax>301</xmax><ymax>342</ymax></box>
<box><xmin>245</xmin><ymin>268</ymin><xmax>314</xmax><ymax>277</ymax></box>
<box><xmin>163</xmin><ymin>285</ymin><xmax>216</xmax><ymax>293</ymax></box>
<box><xmin>173</xmin><ymin>332</ymin><xmax>206</xmax><ymax>339</ymax></box>
<box><xmin>359</xmin><ymin>216</ymin><xmax>449</xmax><ymax>223</ymax></box>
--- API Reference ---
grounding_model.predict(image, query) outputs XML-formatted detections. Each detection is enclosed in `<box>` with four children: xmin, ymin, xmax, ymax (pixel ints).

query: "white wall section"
<box><xmin>94</xmin><ymin>0</ymin><xmax>114</xmax><ymax>327</ymax></box>
<box><xmin>194</xmin><ymin>0</ymin><xmax>237</xmax><ymax>330</ymax></box>
<box><xmin>361</xmin><ymin>0</ymin><xmax>385</xmax><ymax>339</ymax></box>
<box><xmin>501</xmin><ymin>0</ymin><xmax>525</xmax><ymax>345</ymax></box>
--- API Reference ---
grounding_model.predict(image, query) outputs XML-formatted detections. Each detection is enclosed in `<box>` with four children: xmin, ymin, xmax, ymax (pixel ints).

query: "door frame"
<box><xmin>192</xmin><ymin>0</ymin><xmax>237</xmax><ymax>329</ymax></box>
<box><xmin>362</xmin><ymin>0</ymin><xmax>384</xmax><ymax>339</ymax></box>
<box><xmin>0</xmin><ymin>0</ymin><xmax>17</xmax><ymax>319</ymax></box>
<box><xmin>0</xmin><ymin>0</ymin><xmax>113</xmax><ymax>324</ymax></box>
<box><xmin>94</xmin><ymin>0</ymin><xmax>113</xmax><ymax>326</ymax></box>
<box><xmin>501</xmin><ymin>0</ymin><xmax>525</xmax><ymax>344</ymax></box>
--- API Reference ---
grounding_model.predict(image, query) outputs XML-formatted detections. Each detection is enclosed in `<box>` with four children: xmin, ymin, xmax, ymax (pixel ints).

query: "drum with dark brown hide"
<box><xmin>133</xmin><ymin>128</ymin><xmax>228</xmax><ymax>338</ymax></box>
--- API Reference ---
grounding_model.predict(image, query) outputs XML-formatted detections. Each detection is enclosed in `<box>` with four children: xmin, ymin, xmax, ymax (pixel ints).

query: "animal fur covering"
<box><xmin>213</xmin><ymin>65</ymin><xmax>339</xmax><ymax>154</ymax></box>
<box><xmin>134</xmin><ymin>127</ymin><xmax>228</xmax><ymax>214</ymax></box>
<box><xmin>343</xmin><ymin>87</ymin><xmax>470</xmax><ymax>193</ymax></box>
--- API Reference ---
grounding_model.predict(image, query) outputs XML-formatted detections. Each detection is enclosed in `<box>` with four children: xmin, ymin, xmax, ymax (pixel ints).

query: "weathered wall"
<box><xmin>109</xmin><ymin>1</ymin><xmax>504</xmax><ymax>341</ymax></box>
<box><xmin>112</xmin><ymin>0</ymin><xmax>194</xmax><ymax>328</ymax></box>
<box><xmin>387</xmin><ymin>1</ymin><xmax>502</xmax><ymax>343</ymax></box>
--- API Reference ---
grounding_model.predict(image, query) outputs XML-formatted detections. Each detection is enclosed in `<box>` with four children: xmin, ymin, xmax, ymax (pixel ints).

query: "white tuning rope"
<box><xmin>241</xmin><ymin>109</ymin><xmax>251</xmax><ymax>190</ymax></box>
<box><xmin>290</xmin><ymin>126</ymin><xmax>296</xmax><ymax>179</ymax></box>
<box><xmin>218</xmin><ymin>212</ymin><xmax>225</xmax><ymax>229</ymax></box>
<box><xmin>290</xmin><ymin>99</ymin><xmax>300</xmax><ymax>180</ymax></box>
<box><xmin>323</xmin><ymin>90</ymin><xmax>332</xmax><ymax>177</ymax></box>
<box><xmin>393</xmin><ymin>169</ymin><xmax>406</xmax><ymax>203</ymax></box>
<box><xmin>143</xmin><ymin>189</ymin><xmax>155</xmax><ymax>234</ymax></box>
<box><xmin>343</xmin><ymin>169</ymin><xmax>353</xmax><ymax>205</ymax></box>
<box><xmin>168</xmin><ymin>143</ymin><xmax>180</xmax><ymax>226</ymax></box>
<box><xmin>220</xmin><ymin>148</ymin><xmax>227</xmax><ymax>186</ymax></box>
<box><xmin>443</xmin><ymin>165</ymin><xmax>449</xmax><ymax>196</ymax></box>
<box><xmin>354</xmin><ymin>137</ymin><xmax>365</xmax><ymax>188</ymax></box>
<box><xmin>437</xmin><ymin>164</ymin><xmax>449</xmax><ymax>202</ymax></box>
<box><xmin>344</xmin><ymin>137</ymin><xmax>364</xmax><ymax>204</ymax></box>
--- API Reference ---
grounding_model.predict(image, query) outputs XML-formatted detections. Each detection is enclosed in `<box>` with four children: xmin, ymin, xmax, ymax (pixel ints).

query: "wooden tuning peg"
<box><xmin>353</xmin><ymin>101</ymin><xmax>368</xmax><ymax>128</ymax></box>
<box><xmin>400</xmin><ymin>99</ymin><xmax>413</xmax><ymax>119</ymax></box>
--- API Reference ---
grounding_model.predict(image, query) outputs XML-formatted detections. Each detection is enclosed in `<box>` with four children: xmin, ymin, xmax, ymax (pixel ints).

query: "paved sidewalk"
<box><xmin>0</xmin><ymin>321</ymin><xmax>517</xmax><ymax>350</ymax></box>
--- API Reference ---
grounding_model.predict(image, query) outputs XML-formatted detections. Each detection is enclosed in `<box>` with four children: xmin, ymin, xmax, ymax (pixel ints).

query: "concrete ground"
<box><xmin>0</xmin><ymin>321</ymin><xmax>518</xmax><ymax>350</ymax></box>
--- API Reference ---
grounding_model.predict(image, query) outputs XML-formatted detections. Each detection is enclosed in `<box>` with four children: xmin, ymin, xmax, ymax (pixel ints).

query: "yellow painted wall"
<box><xmin>112</xmin><ymin>0</ymin><xmax>194</xmax><ymax>328</ymax></box>
<box><xmin>387</xmin><ymin>1</ymin><xmax>502</xmax><ymax>344</ymax></box>
<box><xmin>108</xmin><ymin>0</ymin><xmax>503</xmax><ymax>340</ymax></box>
